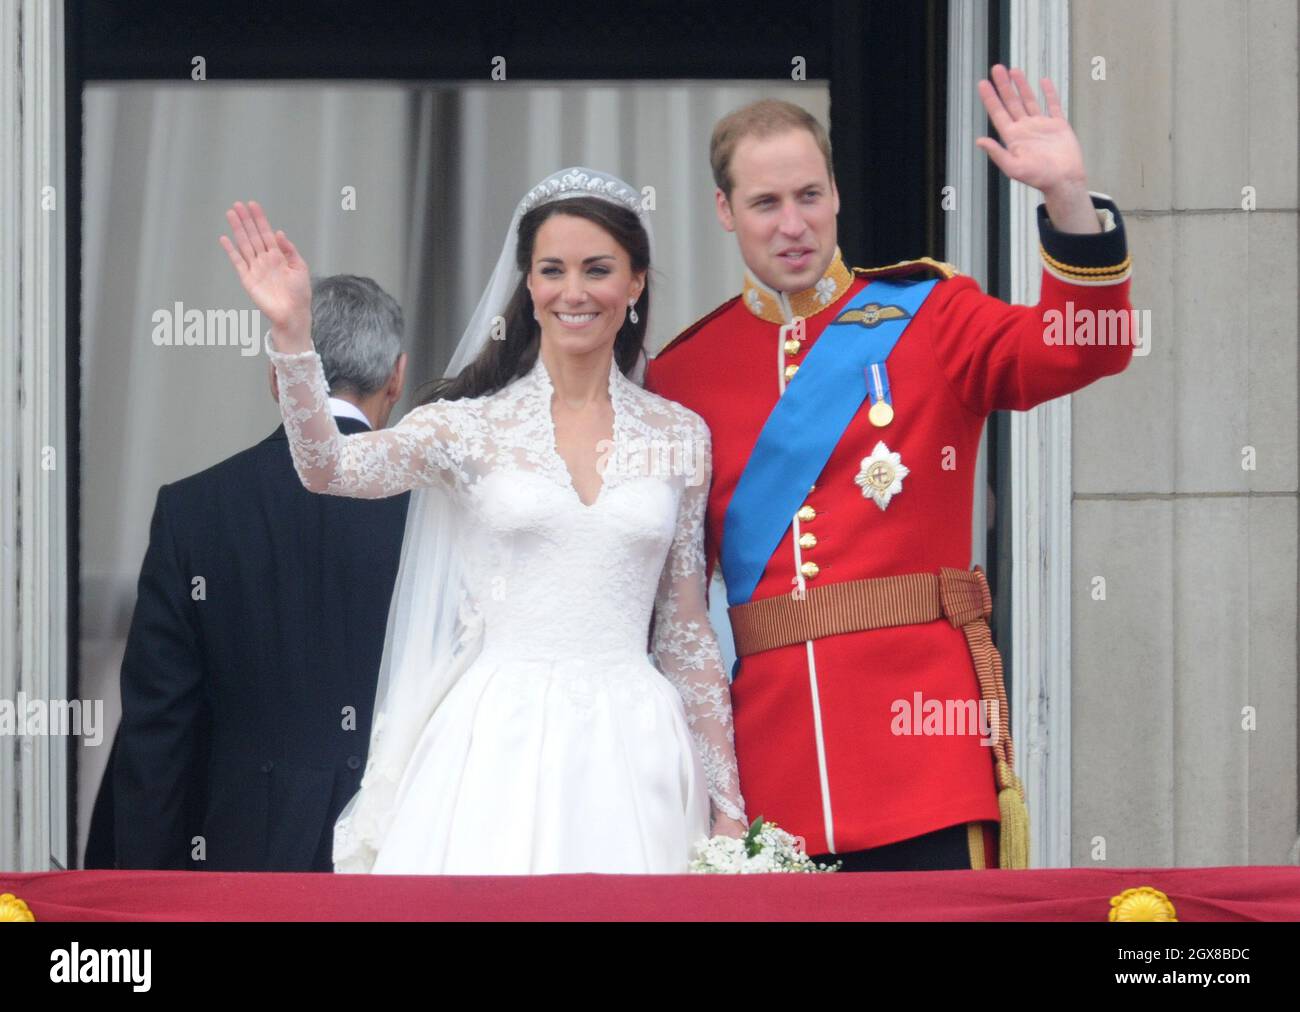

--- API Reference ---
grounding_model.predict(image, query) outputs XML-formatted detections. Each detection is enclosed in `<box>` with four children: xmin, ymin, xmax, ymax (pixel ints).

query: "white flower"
<box><xmin>688</xmin><ymin>818</ymin><xmax>840</xmax><ymax>873</ymax></box>
<box><xmin>814</xmin><ymin>276</ymin><xmax>837</xmax><ymax>304</ymax></box>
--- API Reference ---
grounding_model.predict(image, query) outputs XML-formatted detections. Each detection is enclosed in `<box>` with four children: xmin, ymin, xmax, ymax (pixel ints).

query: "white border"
<box><xmin>945</xmin><ymin>0</ymin><xmax>992</xmax><ymax>571</ymax></box>
<box><xmin>0</xmin><ymin>0</ymin><xmax>69</xmax><ymax>871</ymax></box>
<box><xmin>1007</xmin><ymin>0</ymin><xmax>1072</xmax><ymax>869</ymax></box>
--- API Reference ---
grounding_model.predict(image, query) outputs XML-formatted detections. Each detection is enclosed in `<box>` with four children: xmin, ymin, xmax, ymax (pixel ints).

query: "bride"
<box><xmin>218</xmin><ymin>167</ymin><xmax>748</xmax><ymax>874</ymax></box>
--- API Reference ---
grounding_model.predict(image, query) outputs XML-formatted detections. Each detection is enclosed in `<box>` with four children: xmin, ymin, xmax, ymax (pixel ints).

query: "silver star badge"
<box><xmin>854</xmin><ymin>441</ymin><xmax>909</xmax><ymax>510</ymax></box>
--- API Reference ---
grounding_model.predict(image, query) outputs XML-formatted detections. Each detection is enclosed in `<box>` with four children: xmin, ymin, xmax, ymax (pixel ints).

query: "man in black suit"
<box><xmin>97</xmin><ymin>274</ymin><xmax>412</xmax><ymax>872</ymax></box>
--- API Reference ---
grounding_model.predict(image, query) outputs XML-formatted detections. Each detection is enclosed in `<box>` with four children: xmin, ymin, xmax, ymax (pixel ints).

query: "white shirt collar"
<box><xmin>328</xmin><ymin>397</ymin><xmax>372</xmax><ymax>429</ymax></box>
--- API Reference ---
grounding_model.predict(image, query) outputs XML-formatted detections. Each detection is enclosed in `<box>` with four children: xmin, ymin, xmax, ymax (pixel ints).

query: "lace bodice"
<box><xmin>267</xmin><ymin>341</ymin><xmax>746</xmax><ymax>826</ymax></box>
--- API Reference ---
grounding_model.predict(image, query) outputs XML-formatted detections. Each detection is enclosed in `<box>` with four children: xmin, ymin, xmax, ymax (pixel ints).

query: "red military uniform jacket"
<box><xmin>646</xmin><ymin>195</ymin><xmax>1134</xmax><ymax>856</ymax></box>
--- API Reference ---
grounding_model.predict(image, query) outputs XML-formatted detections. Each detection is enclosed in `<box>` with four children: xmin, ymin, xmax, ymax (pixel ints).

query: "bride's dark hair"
<box><xmin>419</xmin><ymin>196</ymin><xmax>651</xmax><ymax>404</ymax></box>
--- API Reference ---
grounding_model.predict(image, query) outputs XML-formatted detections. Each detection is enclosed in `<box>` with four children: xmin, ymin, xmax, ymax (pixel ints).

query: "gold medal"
<box><xmin>865</xmin><ymin>363</ymin><xmax>894</xmax><ymax>427</ymax></box>
<box><xmin>868</xmin><ymin>399</ymin><xmax>894</xmax><ymax>427</ymax></box>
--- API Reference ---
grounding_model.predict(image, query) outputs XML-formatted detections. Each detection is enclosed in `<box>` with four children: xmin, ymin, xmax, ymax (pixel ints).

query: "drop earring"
<box><xmin>628</xmin><ymin>299</ymin><xmax>638</xmax><ymax>325</ymax></box>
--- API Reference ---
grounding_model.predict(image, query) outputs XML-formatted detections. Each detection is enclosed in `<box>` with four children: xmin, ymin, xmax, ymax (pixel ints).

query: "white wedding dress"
<box><xmin>266</xmin><ymin>344</ymin><xmax>746</xmax><ymax>874</ymax></box>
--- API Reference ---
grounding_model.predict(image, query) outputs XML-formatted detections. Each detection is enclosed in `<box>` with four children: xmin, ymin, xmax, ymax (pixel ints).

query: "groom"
<box><xmin>646</xmin><ymin>67</ymin><xmax>1134</xmax><ymax>870</ymax></box>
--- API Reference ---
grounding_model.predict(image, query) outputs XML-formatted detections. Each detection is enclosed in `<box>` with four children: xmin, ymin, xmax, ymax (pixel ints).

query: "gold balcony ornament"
<box><xmin>0</xmin><ymin>893</ymin><xmax>36</xmax><ymax>922</ymax></box>
<box><xmin>1108</xmin><ymin>886</ymin><xmax>1178</xmax><ymax>922</ymax></box>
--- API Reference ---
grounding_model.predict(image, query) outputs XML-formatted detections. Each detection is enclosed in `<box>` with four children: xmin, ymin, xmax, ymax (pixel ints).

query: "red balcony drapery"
<box><xmin>2</xmin><ymin>866</ymin><xmax>1297</xmax><ymax>921</ymax></box>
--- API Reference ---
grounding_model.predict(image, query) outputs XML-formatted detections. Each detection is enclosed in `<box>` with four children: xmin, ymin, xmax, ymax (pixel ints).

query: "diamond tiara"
<box><xmin>517</xmin><ymin>169</ymin><xmax>643</xmax><ymax>217</ymax></box>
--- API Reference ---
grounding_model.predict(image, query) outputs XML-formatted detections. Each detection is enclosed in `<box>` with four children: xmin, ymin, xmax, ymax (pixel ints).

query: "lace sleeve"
<box><xmin>267</xmin><ymin>344</ymin><xmax>478</xmax><ymax>498</ymax></box>
<box><xmin>651</xmin><ymin>414</ymin><xmax>747</xmax><ymax>828</ymax></box>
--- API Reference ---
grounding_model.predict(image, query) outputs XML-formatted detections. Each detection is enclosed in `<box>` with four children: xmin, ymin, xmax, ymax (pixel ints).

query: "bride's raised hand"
<box><xmin>219</xmin><ymin>200</ymin><xmax>312</xmax><ymax>350</ymax></box>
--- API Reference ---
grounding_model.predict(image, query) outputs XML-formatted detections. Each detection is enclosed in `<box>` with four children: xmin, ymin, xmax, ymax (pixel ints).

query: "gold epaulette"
<box><xmin>850</xmin><ymin>256</ymin><xmax>962</xmax><ymax>282</ymax></box>
<box><xmin>652</xmin><ymin>294</ymin><xmax>741</xmax><ymax>361</ymax></box>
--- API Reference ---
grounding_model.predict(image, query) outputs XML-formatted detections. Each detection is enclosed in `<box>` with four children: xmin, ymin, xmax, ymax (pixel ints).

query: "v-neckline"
<box><xmin>531</xmin><ymin>354</ymin><xmax>621</xmax><ymax>510</ymax></box>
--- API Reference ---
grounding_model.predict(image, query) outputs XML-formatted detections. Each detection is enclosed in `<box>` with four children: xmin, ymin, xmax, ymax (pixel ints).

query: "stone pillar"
<box><xmin>1070</xmin><ymin>0</ymin><xmax>1298</xmax><ymax>866</ymax></box>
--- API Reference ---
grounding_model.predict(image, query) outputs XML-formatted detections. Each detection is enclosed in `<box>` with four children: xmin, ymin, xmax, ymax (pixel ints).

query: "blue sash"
<box><xmin>720</xmin><ymin>278</ymin><xmax>937</xmax><ymax>607</ymax></box>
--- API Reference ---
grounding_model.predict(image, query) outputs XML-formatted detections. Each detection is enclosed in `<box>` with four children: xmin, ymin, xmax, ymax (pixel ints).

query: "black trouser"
<box><xmin>810</xmin><ymin>821</ymin><xmax>974</xmax><ymax>872</ymax></box>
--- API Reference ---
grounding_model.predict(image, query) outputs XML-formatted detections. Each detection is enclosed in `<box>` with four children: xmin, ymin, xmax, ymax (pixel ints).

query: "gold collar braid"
<box><xmin>741</xmin><ymin>248</ymin><xmax>854</xmax><ymax>324</ymax></box>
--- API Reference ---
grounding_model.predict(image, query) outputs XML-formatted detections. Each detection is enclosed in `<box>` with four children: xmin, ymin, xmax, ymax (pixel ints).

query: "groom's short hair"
<box><xmin>710</xmin><ymin>100</ymin><xmax>835</xmax><ymax>203</ymax></box>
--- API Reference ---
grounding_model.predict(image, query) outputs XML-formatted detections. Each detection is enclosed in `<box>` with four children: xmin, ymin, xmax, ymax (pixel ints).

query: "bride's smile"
<box><xmin>555</xmin><ymin>311</ymin><xmax>598</xmax><ymax>327</ymax></box>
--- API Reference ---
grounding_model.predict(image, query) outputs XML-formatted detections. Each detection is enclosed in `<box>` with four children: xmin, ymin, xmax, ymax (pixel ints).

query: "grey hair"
<box><xmin>310</xmin><ymin>274</ymin><xmax>404</xmax><ymax>396</ymax></box>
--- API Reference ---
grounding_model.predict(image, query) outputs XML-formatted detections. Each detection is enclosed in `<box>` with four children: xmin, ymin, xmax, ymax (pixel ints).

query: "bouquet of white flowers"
<box><xmin>689</xmin><ymin>817</ymin><xmax>842</xmax><ymax>873</ymax></box>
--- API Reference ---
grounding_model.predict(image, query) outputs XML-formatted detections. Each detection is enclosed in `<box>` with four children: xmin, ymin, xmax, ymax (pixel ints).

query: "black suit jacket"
<box><xmin>101</xmin><ymin>416</ymin><xmax>409</xmax><ymax>871</ymax></box>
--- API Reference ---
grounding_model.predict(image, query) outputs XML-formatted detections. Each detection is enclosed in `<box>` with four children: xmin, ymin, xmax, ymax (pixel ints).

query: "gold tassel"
<box><xmin>996</xmin><ymin>759</ymin><xmax>1030</xmax><ymax>869</ymax></box>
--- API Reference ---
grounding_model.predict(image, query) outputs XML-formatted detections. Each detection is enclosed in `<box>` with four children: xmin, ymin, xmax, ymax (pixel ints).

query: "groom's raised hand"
<box><xmin>975</xmin><ymin>64</ymin><xmax>1100</xmax><ymax>234</ymax></box>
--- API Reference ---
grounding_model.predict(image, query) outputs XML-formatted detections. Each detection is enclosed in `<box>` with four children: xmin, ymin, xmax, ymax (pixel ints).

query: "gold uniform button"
<box><xmin>800</xmin><ymin>561</ymin><xmax>820</xmax><ymax>579</ymax></box>
<box><xmin>798</xmin><ymin>532</ymin><xmax>817</xmax><ymax>549</ymax></box>
<box><xmin>797</xmin><ymin>505</ymin><xmax>816</xmax><ymax>522</ymax></box>
<box><xmin>784</xmin><ymin>339</ymin><xmax>802</xmax><ymax>357</ymax></box>
<box><xmin>784</xmin><ymin>364</ymin><xmax>799</xmax><ymax>381</ymax></box>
